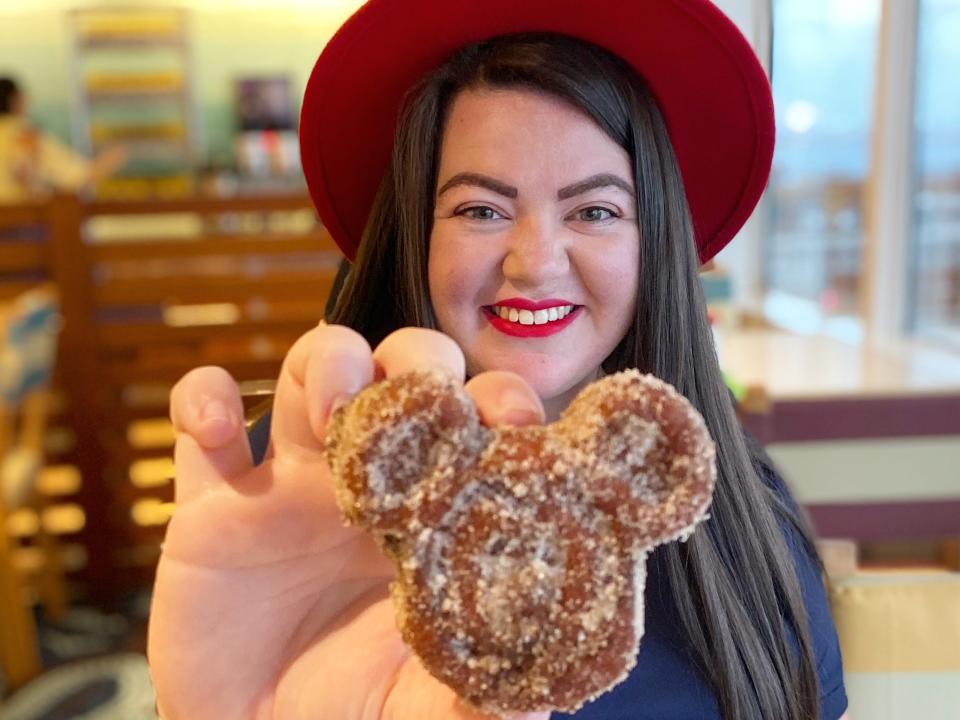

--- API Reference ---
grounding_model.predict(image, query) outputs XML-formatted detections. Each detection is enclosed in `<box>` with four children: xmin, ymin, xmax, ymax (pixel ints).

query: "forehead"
<box><xmin>437</xmin><ymin>87</ymin><xmax>631</xmax><ymax>182</ymax></box>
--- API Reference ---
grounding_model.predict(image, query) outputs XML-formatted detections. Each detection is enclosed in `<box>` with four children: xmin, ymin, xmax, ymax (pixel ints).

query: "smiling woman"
<box><xmin>312</xmin><ymin>28</ymin><xmax>843</xmax><ymax>720</ymax></box>
<box><xmin>428</xmin><ymin>88</ymin><xmax>639</xmax><ymax>420</ymax></box>
<box><xmin>149</xmin><ymin>2</ymin><xmax>849</xmax><ymax>719</ymax></box>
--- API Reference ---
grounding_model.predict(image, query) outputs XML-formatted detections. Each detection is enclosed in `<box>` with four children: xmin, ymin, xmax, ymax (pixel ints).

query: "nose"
<box><xmin>501</xmin><ymin>214</ymin><xmax>570</xmax><ymax>288</ymax></box>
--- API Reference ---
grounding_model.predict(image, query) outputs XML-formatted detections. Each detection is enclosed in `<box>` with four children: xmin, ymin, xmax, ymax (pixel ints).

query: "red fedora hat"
<box><xmin>300</xmin><ymin>0</ymin><xmax>774</xmax><ymax>263</ymax></box>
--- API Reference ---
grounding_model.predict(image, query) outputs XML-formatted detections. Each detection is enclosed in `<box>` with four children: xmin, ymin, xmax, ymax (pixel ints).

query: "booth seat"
<box><xmin>829</xmin><ymin>566</ymin><xmax>960</xmax><ymax>720</ymax></box>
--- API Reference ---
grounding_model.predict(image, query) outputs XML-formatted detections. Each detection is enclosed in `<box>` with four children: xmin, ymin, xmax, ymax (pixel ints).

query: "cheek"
<box><xmin>583</xmin><ymin>242</ymin><xmax>640</xmax><ymax>316</ymax></box>
<box><xmin>428</xmin><ymin>236</ymin><xmax>476</xmax><ymax>321</ymax></box>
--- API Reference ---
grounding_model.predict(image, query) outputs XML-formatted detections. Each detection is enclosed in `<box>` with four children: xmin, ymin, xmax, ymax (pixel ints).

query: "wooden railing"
<box><xmin>0</xmin><ymin>193</ymin><xmax>340</xmax><ymax>603</ymax></box>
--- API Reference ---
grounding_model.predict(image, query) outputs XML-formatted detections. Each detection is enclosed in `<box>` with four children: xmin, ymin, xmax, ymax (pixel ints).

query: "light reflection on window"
<box><xmin>908</xmin><ymin>0</ymin><xmax>960</xmax><ymax>347</ymax></box>
<box><xmin>765</xmin><ymin>0</ymin><xmax>881</xmax><ymax>338</ymax></box>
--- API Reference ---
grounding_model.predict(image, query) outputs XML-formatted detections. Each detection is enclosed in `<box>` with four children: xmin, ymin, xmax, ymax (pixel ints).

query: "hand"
<box><xmin>90</xmin><ymin>144</ymin><xmax>128</xmax><ymax>183</ymax></box>
<box><xmin>148</xmin><ymin>323</ymin><xmax>550</xmax><ymax>720</ymax></box>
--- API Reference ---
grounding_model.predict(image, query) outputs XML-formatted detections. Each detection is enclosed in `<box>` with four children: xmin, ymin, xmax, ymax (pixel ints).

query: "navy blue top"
<box><xmin>248</xmin><ymin>412</ymin><xmax>848</xmax><ymax>720</ymax></box>
<box><xmin>555</xmin><ymin>469</ymin><xmax>849</xmax><ymax>720</ymax></box>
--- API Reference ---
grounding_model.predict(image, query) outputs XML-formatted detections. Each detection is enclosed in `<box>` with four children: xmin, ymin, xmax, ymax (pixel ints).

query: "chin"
<box><xmin>466</xmin><ymin>348</ymin><xmax>597</xmax><ymax>402</ymax></box>
<box><xmin>511</xmin><ymin>367</ymin><xmax>590</xmax><ymax>409</ymax></box>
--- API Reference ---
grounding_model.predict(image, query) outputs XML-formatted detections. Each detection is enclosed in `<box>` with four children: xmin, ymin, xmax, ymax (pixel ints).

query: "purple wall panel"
<box><xmin>807</xmin><ymin>500</ymin><xmax>960</xmax><ymax>541</ymax></box>
<box><xmin>742</xmin><ymin>394</ymin><xmax>960</xmax><ymax>443</ymax></box>
<box><xmin>742</xmin><ymin>393</ymin><xmax>960</xmax><ymax>541</ymax></box>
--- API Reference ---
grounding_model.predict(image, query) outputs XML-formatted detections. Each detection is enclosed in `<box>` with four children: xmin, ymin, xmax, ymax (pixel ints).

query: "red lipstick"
<box><xmin>484</xmin><ymin>298</ymin><xmax>581</xmax><ymax>338</ymax></box>
<box><xmin>493</xmin><ymin>298</ymin><xmax>574</xmax><ymax>311</ymax></box>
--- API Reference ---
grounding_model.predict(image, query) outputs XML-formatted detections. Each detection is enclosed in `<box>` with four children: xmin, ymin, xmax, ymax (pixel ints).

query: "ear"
<box><xmin>325</xmin><ymin>370</ymin><xmax>486</xmax><ymax>542</ymax></box>
<box><xmin>558</xmin><ymin>371</ymin><xmax>716</xmax><ymax>550</ymax></box>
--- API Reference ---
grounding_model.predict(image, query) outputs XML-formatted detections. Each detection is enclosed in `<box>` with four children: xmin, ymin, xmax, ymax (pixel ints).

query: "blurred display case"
<box><xmin>68</xmin><ymin>7</ymin><xmax>198</xmax><ymax>199</ymax></box>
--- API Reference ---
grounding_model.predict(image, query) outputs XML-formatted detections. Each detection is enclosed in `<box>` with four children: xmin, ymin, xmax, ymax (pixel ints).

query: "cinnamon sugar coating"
<box><xmin>325</xmin><ymin>369</ymin><xmax>716</xmax><ymax>715</ymax></box>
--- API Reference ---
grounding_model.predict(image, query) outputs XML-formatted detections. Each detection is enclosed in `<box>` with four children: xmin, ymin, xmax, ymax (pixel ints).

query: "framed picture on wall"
<box><xmin>234</xmin><ymin>76</ymin><xmax>295</xmax><ymax>132</ymax></box>
<box><xmin>234</xmin><ymin>76</ymin><xmax>299</xmax><ymax>177</ymax></box>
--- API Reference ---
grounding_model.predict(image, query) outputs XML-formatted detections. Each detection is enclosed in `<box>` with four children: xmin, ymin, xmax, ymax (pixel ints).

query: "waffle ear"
<box><xmin>325</xmin><ymin>370</ymin><xmax>489</xmax><ymax>540</ymax></box>
<box><xmin>556</xmin><ymin>371</ymin><xmax>717</xmax><ymax>550</ymax></box>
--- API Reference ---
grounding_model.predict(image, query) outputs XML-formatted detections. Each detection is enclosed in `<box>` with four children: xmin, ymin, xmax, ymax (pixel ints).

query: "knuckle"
<box><xmin>289</xmin><ymin>323</ymin><xmax>371</xmax><ymax>366</ymax></box>
<box><xmin>467</xmin><ymin>370</ymin><xmax>525</xmax><ymax>388</ymax></box>
<box><xmin>177</xmin><ymin>365</ymin><xmax>230</xmax><ymax>390</ymax></box>
<box><xmin>379</xmin><ymin>326</ymin><xmax>451</xmax><ymax>349</ymax></box>
<box><xmin>316</xmin><ymin>323</ymin><xmax>372</xmax><ymax>355</ymax></box>
<box><xmin>374</xmin><ymin>328</ymin><xmax>463</xmax><ymax>370</ymax></box>
<box><xmin>170</xmin><ymin>366</ymin><xmax>235</xmax><ymax>421</ymax></box>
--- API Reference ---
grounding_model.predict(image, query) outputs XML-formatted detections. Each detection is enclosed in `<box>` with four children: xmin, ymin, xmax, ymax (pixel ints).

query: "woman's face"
<box><xmin>428</xmin><ymin>87</ymin><xmax>640</xmax><ymax>420</ymax></box>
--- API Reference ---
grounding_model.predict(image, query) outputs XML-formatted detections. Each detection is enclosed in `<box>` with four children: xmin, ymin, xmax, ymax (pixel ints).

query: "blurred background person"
<box><xmin>0</xmin><ymin>76</ymin><xmax>127</xmax><ymax>203</ymax></box>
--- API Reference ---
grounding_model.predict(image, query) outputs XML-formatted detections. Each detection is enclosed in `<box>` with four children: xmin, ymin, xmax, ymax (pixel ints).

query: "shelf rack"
<box><xmin>69</xmin><ymin>7</ymin><xmax>199</xmax><ymax>198</ymax></box>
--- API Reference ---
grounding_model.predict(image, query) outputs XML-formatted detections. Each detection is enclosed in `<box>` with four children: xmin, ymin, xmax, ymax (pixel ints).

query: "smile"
<box><xmin>491</xmin><ymin>304</ymin><xmax>576</xmax><ymax>325</ymax></box>
<box><xmin>483</xmin><ymin>302</ymin><xmax>581</xmax><ymax>338</ymax></box>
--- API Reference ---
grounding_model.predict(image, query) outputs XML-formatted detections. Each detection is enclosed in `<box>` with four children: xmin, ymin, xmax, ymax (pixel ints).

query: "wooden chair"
<box><xmin>0</xmin><ymin>284</ymin><xmax>64</xmax><ymax>691</ymax></box>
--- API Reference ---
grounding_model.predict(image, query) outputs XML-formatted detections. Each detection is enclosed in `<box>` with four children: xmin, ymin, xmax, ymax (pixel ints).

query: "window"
<box><xmin>908</xmin><ymin>0</ymin><xmax>960</xmax><ymax>347</ymax></box>
<box><xmin>764</xmin><ymin>0</ymin><xmax>881</xmax><ymax>338</ymax></box>
<box><xmin>761</xmin><ymin>0</ymin><xmax>960</xmax><ymax>349</ymax></box>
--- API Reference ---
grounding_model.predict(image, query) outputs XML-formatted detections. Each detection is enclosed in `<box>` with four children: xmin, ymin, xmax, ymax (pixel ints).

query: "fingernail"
<box><xmin>314</xmin><ymin>392</ymin><xmax>356</xmax><ymax>436</ymax></box>
<box><xmin>497</xmin><ymin>389</ymin><xmax>543</xmax><ymax>426</ymax></box>
<box><xmin>329</xmin><ymin>393</ymin><xmax>355</xmax><ymax>416</ymax></box>
<box><xmin>200</xmin><ymin>398</ymin><xmax>237</xmax><ymax>437</ymax></box>
<box><xmin>201</xmin><ymin>398</ymin><xmax>231</xmax><ymax>422</ymax></box>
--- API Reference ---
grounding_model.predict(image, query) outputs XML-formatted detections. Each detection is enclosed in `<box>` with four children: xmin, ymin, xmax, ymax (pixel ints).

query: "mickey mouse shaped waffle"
<box><xmin>325</xmin><ymin>369</ymin><xmax>716</xmax><ymax>716</ymax></box>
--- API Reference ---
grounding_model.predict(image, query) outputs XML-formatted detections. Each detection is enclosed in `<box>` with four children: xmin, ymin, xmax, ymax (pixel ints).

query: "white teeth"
<box><xmin>491</xmin><ymin>304</ymin><xmax>575</xmax><ymax>325</ymax></box>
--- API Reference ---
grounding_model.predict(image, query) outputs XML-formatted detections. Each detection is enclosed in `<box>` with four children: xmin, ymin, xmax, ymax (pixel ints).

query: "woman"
<box><xmin>149</xmin><ymin>2</ymin><xmax>849</xmax><ymax>719</ymax></box>
<box><xmin>0</xmin><ymin>77</ymin><xmax>126</xmax><ymax>203</ymax></box>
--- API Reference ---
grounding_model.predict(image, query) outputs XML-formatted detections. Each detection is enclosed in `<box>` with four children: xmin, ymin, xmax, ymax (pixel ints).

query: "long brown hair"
<box><xmin>328</xmin><ymin>33</ymin><xmax>823</xmax><ymax>720</ymax></box>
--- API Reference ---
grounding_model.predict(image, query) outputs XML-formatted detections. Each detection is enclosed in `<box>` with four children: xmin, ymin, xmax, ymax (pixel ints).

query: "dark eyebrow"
<box><xmin>437</xmin><ymin>173</ymin><xmax>518</xmax><ymax>199</ymax></box>
<box><xmin>436</xmin><ymin>172</ymin><xmax>634</xmax><ymax>201</ymax></box>
<box><xmin>557</xmin><ymin>173</ymin><xmax>634</xmax><ymax>200</ymax></box>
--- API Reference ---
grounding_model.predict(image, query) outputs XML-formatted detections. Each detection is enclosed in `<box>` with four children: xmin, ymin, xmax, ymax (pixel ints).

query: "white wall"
<box><xmin>0</xmin><ymin>1</ymin><xmax>364</xmax><ymax>152</ymax></box>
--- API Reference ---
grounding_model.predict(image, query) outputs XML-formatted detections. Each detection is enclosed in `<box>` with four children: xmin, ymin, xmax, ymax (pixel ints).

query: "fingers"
<box><xmin>270</xmin><ymin>323</ymin><xmax>375</xmax><ymax>458</ymax></box>
<box><xmin>271</xmin><ymin>325</ymin><xmax>467</xmax><ymax>458</ymax></box>
<box><xmin>169</xmin><ymin>366</ymin><xmax>253</xmax><ymax>504</ymax></box>
<box><xmin>373</xmin><ymin>328</ymin><xmax>465</xmax><ymax>381</ymax></box>
<box><xmin>375</xmin><ymin>332</ymin><xmax>544</xmax><ymax>429</ymax></box>
<box><xmin>269</xmin><ymin>323</ymin><xmax>530</xmax><ymax>462</ymax></box>
<box><xmin>464</xmin><ymin>371</ymin><xmax>545</xmax><ymax>427</ymax></box>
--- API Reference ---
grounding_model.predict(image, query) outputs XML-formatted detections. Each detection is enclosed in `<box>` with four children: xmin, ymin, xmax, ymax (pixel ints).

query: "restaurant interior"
<box><xmin>0</xmin><ymin>0</ymin><xmax>958</xmax><ymax>718</ymax></box>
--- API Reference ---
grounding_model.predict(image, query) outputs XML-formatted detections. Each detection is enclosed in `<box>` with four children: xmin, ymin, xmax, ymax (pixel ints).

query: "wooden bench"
<box><xmin>1</xmin><ymin>193</ymin><xmax>340</xmax><ymax>603</ymax></box>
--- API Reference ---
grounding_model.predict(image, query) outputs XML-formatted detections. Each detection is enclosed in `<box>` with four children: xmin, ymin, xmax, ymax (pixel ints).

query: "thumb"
<box><xmin>464</xmin><ymin>371</ymin><xmax>545</xmax><ymax>428</ymax></box>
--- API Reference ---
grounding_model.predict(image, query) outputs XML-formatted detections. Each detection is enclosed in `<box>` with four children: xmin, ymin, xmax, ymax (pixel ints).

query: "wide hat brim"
<box><xmin>300</xmin><ymin>0</ymin><xmax>775</xmax><ymax>264</ymax></box>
